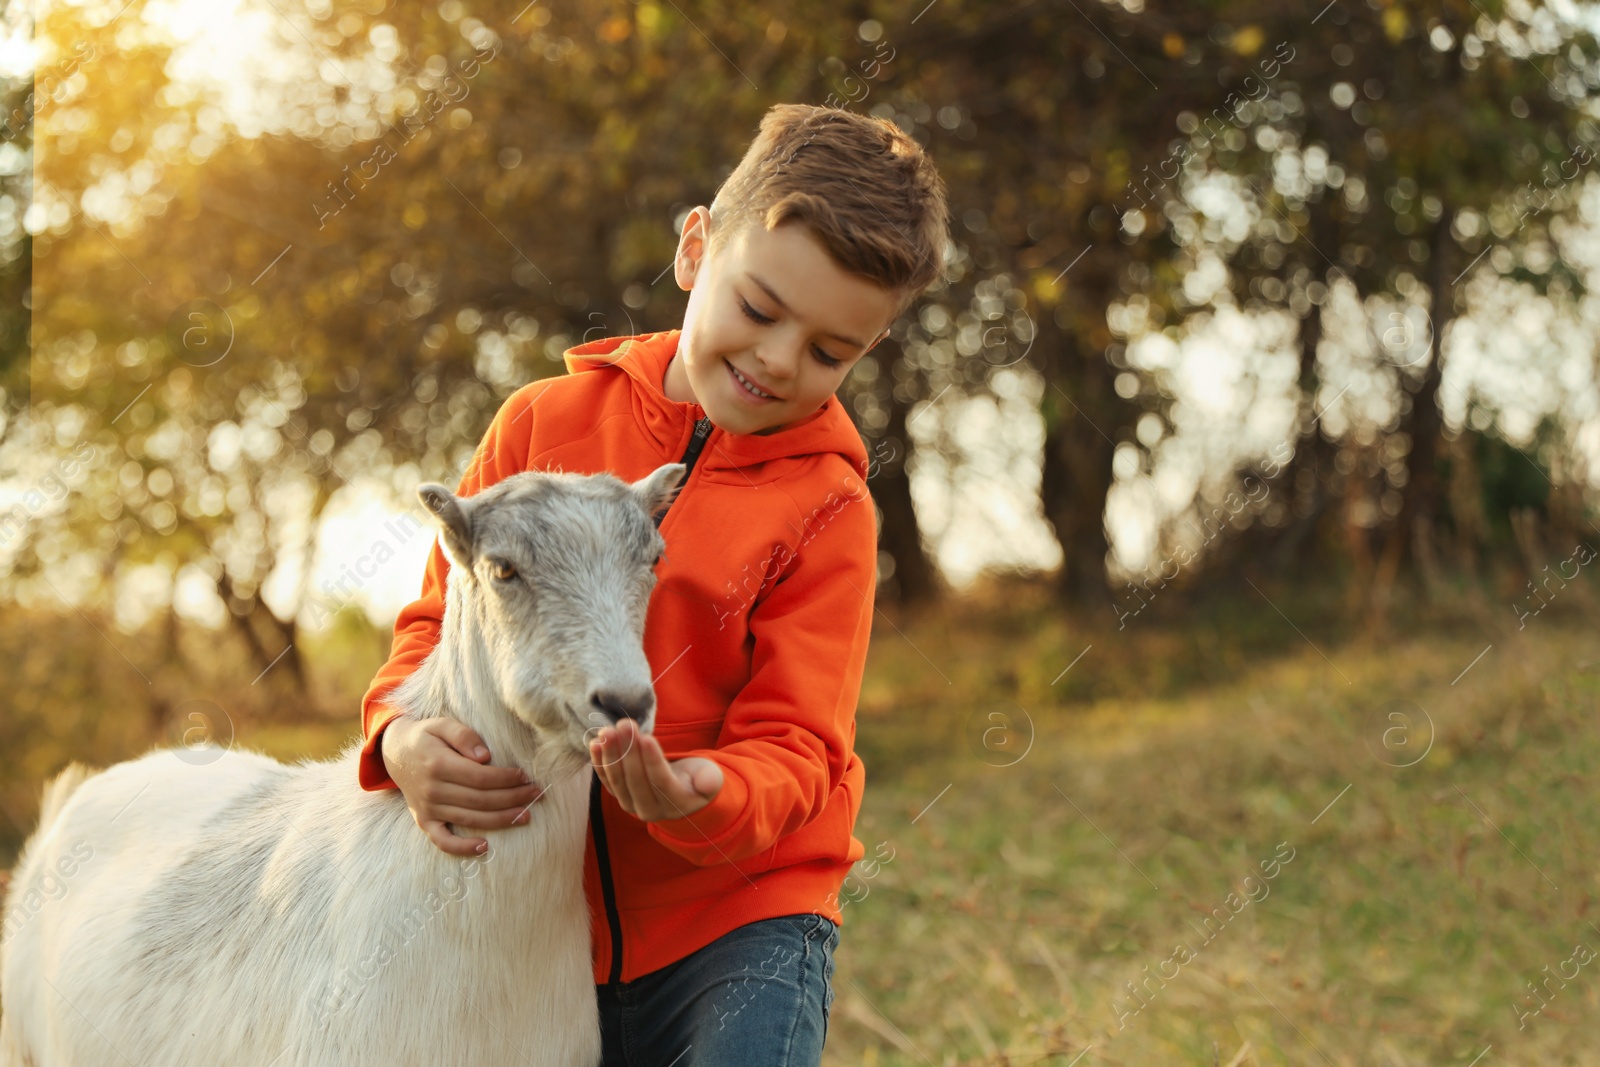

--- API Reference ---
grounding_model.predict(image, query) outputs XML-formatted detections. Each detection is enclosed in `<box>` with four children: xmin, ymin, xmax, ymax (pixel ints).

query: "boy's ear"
<box><xmin>631</xmin><ymin>463</ymin><xmax>688</xmax><ymax>521</ymax></box>
<box><xmin>674</xmin><ymin>207</ymin><xmax>711</xmax><ymax>291</ymax></box>
<box><xmin>417</xmin><ymin>483</ymin><xmax>476</xmax><ymax>573</ymax></box>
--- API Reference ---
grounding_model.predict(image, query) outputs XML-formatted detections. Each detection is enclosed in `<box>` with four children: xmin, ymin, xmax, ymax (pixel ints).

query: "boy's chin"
<box><xmin>733</xmin><ymin>411</ymin><xmax>794</xmax><ymax>436</ymax></box>
<box><xmin>703</xmin><ymin>399</ymin><xmax>790</xmax><ymax>436</ymax></box>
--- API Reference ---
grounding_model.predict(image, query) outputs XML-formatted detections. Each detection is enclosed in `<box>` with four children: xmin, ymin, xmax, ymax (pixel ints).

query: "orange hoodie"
<box><xmin>358</xmin><ymin>328</ymin><xmax>877</xmax><ymax>984</ymax></box>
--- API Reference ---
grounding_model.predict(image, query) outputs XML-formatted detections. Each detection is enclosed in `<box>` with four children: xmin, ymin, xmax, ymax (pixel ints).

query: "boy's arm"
<box><xmin>646</xmin><ymin>481</ymin><xmax>878</xmax><ymax>865</ymax></box>
<box><xmin>357</xmin><ymin>383</ymin><xmax>544</xmax><ymax>791</ymax></box>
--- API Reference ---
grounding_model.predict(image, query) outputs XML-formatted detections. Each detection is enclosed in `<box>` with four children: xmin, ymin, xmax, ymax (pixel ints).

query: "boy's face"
<box><xmin>665</xmin><ymin>207</ymin><xmax>901</xmax><ymax>436</ymax></box>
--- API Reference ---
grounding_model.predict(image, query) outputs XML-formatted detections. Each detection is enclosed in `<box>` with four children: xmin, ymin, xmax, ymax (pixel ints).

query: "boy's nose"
<box><xmin>589</xmin><ymin>687</ymin><xmax>656</xmax><ymax>726</ymax></box>
<box><xmin>754</xmin><ymin>341</ymin><xmax>801</xmax><ymax>382</ymax></box>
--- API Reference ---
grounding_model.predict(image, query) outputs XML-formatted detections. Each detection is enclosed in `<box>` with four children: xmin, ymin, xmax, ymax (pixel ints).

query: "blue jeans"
<box><xmin>596</xmin><ymin>912</ymin><xmax>840</xmax><ymax>1066</ymax></box>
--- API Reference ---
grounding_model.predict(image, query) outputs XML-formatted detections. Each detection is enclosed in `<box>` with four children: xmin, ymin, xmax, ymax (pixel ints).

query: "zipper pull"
<box><xmin>657</xmin><ymin>418</ymin><xmax>714</xmax><ymax>532</ymax></box>
<box><xmin>679</xmin><ymin>417</ymin><xmax>713</xmax><ymax>470</ymax></box>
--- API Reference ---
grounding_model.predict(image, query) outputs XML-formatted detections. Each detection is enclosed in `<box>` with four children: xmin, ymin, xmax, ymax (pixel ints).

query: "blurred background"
<box><xmin>3</xmin><ymin>0</ymin><xmax>1600</xmax><ymax>1062</ymax></box>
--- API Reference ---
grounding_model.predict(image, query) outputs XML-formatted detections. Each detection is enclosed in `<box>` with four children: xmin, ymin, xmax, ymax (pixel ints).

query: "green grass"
<box><xmin>4</xmin><ymin>576</ymin><xmax>1597</xmax><ymax>1065</ymax></box>
<box><xmin>824</xmin><ymin>578</ymin><xmax>1600</xmax><ymax>1065</ymax></box>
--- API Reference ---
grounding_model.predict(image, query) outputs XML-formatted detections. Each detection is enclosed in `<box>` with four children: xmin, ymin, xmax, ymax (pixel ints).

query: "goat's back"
<box><xmin>2</xmin><ymin>745</ymin><xmax>285</xmax><ymax>1064</ymax></box>
<box><xmin>1</xmin><ymin>740</ymin><xmax>599</xmax><ymax>1067</ymax></box>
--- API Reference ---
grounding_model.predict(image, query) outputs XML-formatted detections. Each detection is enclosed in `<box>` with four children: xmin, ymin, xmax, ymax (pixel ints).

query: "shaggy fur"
<box><xmin>0</xmin><ymin>464</ymin><xmax>684</xmax><ymax>1067</ymax></box>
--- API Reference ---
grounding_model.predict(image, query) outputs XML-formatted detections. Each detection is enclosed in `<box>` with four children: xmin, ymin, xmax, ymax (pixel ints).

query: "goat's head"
<box><xmin>415</xmin><ymin>464</ymin><xmax>686</xmax><ymax>762</ymax></box>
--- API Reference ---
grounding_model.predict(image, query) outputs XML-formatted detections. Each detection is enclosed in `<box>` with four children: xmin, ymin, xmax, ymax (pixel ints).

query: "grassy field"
<box><xmin>3</xmin><ymin>574</ymin><xmax>1596</xmax><ymax>1065</ymax></box>
<box><xmin>825</xmin><ymin>577</ymin><xmax>1598</xmax><ymax>1065</ymax></box>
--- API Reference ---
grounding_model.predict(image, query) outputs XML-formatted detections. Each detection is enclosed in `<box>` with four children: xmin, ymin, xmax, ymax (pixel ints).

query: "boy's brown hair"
<box><xmin>708</xmin><ymin>104</ymin><xmax>951</xmax><ymax>314</ymax></box>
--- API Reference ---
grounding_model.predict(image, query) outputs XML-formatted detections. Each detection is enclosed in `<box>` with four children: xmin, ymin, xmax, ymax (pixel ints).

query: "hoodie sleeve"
<box><xmin>646</xmin><ymin>474</ymin><xmax>878</xmax><ymax>865</ymax></box>
<box><xmin>357</xmin><ymin>382</ymin><xmax>545</xmax><ymax>791</ymax></box>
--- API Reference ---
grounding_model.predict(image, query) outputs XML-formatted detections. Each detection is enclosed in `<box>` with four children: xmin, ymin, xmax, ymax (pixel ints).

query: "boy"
<box><xmin>359</xmin><ymin>103</ymin><xmax>949</xmax><ymax>1066</ymax></box>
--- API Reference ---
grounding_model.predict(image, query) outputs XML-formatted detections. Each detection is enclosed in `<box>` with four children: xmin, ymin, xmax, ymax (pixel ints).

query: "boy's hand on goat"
<box><xmin>589</xmin><ymin>718</ymin><xmax>724</xmax><ymax>823</ymax></box>
<box><xmin>381</xmin><ymin>713</ymin><xmax>547</xmax><ymax>856</ymax></box>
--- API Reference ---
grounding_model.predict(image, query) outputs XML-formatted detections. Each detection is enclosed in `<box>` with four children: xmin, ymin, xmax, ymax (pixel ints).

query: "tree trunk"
<box><xmin>1269</xmin><ymin>201</ymin><xmax>1347</xmax><ymax>574</ymax></box>
<box><xmin>1270</xmin><ymin>296</ymin><xmax>1340</xmax><ymax>572</ymax></box>
<box><xmin>872</xmin><ymin>345</ymin><xmax>941</xmax><ymax>607</ymax></box>
<box><xmin>1374</xmin><ymin>206</ymin><xmax>1455</xmax><ymax>610</ymax></box>
<box><xmin>1037</xmin><ymin>310</ymin><xmax>1114</xmax><ymax>611</ymax></box>
<box><xmin>217</xmin><ymin>570</ymin><xmax>309</xmax><ymax>696</ymax></box>
<box><xmin>1444</xmin><ymin>428</ymin><xmax>1487</xmax><ymax>574</ymax></box>
<box><xmin>1229</xmin><ymin>289</ymin><xmax>1338</xmax><ymax>577</ymax></box>
<box><xmin>1207</xmin><ymin>197</ymin><xmax>1349</xmax><ymax>580</ymax></box>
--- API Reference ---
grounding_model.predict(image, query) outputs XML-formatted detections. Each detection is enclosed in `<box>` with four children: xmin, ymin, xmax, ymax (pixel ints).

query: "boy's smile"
<box><xmin>662</xmin><ymin>207</ymin><xmax>901</xmax><ymax>436</ymax></box>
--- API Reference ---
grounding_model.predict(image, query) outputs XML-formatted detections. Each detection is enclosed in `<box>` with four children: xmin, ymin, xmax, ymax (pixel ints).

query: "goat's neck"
<box><xmin>395</xmin><ymin>573</ymin><xmax>570</xmax><ymax>788</ymax></box>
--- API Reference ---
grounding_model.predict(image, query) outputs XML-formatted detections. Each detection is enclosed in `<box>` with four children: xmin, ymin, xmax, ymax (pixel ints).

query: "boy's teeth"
<box><xmin>734</xmin><ymin>367</ymin><xmax>771</xmax><ymax>397</ymax></box>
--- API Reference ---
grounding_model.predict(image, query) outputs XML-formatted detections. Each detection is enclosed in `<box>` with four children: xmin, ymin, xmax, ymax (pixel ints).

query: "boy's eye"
<box><xmin>738</xmin><ymin>297</ymin><xmax>775</xmax><ymax>326</ymax></box>
<box><xmin>738</xmin><ymin>297</ymin><xmax>844</xmax><ymax>369</ymax></box>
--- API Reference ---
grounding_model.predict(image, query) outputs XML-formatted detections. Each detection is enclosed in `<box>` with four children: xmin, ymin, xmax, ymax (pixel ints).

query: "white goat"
<box><xmin>0</xmin><ymin>464</ymin><xmax>684</xmax><ymax>1067</ymax></box>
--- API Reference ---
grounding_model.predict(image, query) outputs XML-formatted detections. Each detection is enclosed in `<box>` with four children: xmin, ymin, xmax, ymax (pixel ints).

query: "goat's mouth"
<box><xmin>570</xmin><ymin>705</ymin><xmax>655</xmax><ymax>766</ymax></box>
<box><xmin>508</xmin><ymin>703</ymin><xmax>598</xmax><ymax>764</ymax></box>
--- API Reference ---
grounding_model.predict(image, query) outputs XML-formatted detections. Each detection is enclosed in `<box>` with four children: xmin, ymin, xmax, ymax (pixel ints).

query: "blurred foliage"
<box><xmin>3</xmin><ymin>0</ymin><xmax>1596</xmax><ymax>611</ymax></box>
<box><xmin>0</xmin><ymin>0</ymin><xmax>1597</xmax><ymax>782</ymax></box>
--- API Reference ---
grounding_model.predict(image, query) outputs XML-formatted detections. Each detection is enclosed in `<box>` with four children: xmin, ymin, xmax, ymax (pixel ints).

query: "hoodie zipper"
<box><xmin>591</xmin><ymin>414</ymin><xmax>713</xmax><ymax>985</ymax></box>
<box><xmin>666</xmin><ymin>416</ymin><xmax>715</xmax><ymax>501</ymax></box>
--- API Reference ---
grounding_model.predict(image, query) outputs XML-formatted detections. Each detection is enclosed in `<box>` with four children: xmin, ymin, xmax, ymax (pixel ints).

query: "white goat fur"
<box><xmin>0</xmin><ymin>464</ymin><xmax>684</xmax><ymax>1067</ymax></box>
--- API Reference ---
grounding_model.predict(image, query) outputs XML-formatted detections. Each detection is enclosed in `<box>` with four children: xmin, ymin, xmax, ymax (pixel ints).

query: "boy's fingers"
<box><xmin>433</xmin><ymin>803</ymin><xmax>531</xmax><ymax>830</ymax></box>
<box><xmin>590</xmin><ymin>725</ymin><xmax>637</xmax><ymax>771</ymax></box>
<box><xmin>445</xmin><ymin>758</ymin><xmax>536</xmax><ymax>792</ymax></box>
<box><xmin>417</xmin><ymin>731</ymin><xmax>531</xmax><ymax>791</ymax></box>
<box><xmin>431</xmin><ymin>782</ymin><xmax>543</xmax><ymax>812</ymax></box>
<box><xmin>592</xmin><ymin>729</ymin><xmax>619</xmax><ymax>776</ymax></box>
<box><xmin>604</xmin><ymin>754</ymin><xmax>631</xmax><ymax>811</ymax></box>
<box><xmin>422</xmin><ymin>819</ymin><xmax>488</xmax><ymax>857</ymax></box>
<box><xmin>595</xmin><ymin>733</ymin><xmax>634</xmax><ymax>810</ymax></box>
<box><xmin>429</xmin><ymin>718</ymin><xmax>492</xmax><ymax>762</ymax></box>
<box><xmin>638</xmin><ymin>736</ymin><xmax>691</xmax><ymax>813</ymax></box>
<box><xmin>618</xmin><ymin>727</ymin><xmax>668</xmax><ymax>815</ymax></box>
<box><xmin>688</xmin><ymin>756</ymin><xmax>724</xmax><ymax>798</ymax></box>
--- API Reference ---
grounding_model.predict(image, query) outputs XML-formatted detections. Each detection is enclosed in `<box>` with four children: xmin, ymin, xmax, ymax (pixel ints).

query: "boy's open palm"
<box><xmin>381</xmin><ymin>713</ymin><xmax>546</xmax><ymax>857</ymax></box>
<box><xmin>591</xmin><ymin>718</ymin><xmax>724</xmax><ymax>823</ymax></box>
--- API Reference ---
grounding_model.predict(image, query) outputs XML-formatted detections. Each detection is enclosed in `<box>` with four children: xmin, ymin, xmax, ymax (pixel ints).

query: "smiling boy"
<box><xmin>361</xmin><ymin>103</ymin><xmax>949</xmax><ymax>1065</ymax></box>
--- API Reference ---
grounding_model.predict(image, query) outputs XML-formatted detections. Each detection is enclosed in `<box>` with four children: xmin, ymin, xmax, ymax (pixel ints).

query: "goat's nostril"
<box><xmin>589</xmin><ymin>688</ymin><xmax>656</xmax><ymax>725</ymax></box>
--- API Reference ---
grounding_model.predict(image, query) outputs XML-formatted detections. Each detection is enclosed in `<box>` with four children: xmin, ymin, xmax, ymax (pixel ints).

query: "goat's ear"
<box><xmin>417</xmin><ymin>483</ymin><xmax>475</xmax><ymax>572</ymax></box>
<box><xmin>630</xmin><ymin>463</ymin><xmax>687</xmax><ymax>521</ymax></box>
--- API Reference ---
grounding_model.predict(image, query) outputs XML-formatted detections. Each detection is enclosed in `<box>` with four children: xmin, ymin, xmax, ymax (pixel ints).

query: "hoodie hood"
<box><xmin>563</xmin><ymin>329</ymin><xmax>869</xmax><ymax>480</ymax></box>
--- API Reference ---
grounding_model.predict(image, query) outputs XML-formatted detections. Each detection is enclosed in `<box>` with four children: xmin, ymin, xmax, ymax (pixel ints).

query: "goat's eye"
<box><xmin>491</xmin><ymin>559</ymin><xmax>518</xmax><ymax>581</ymax></box>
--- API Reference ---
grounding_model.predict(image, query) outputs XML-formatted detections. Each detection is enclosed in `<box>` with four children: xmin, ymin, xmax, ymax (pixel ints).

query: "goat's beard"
<box><xmin>526</xmin><ymin>706</ymin><xmax>601</xmax><ymax>770</ymax></box>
